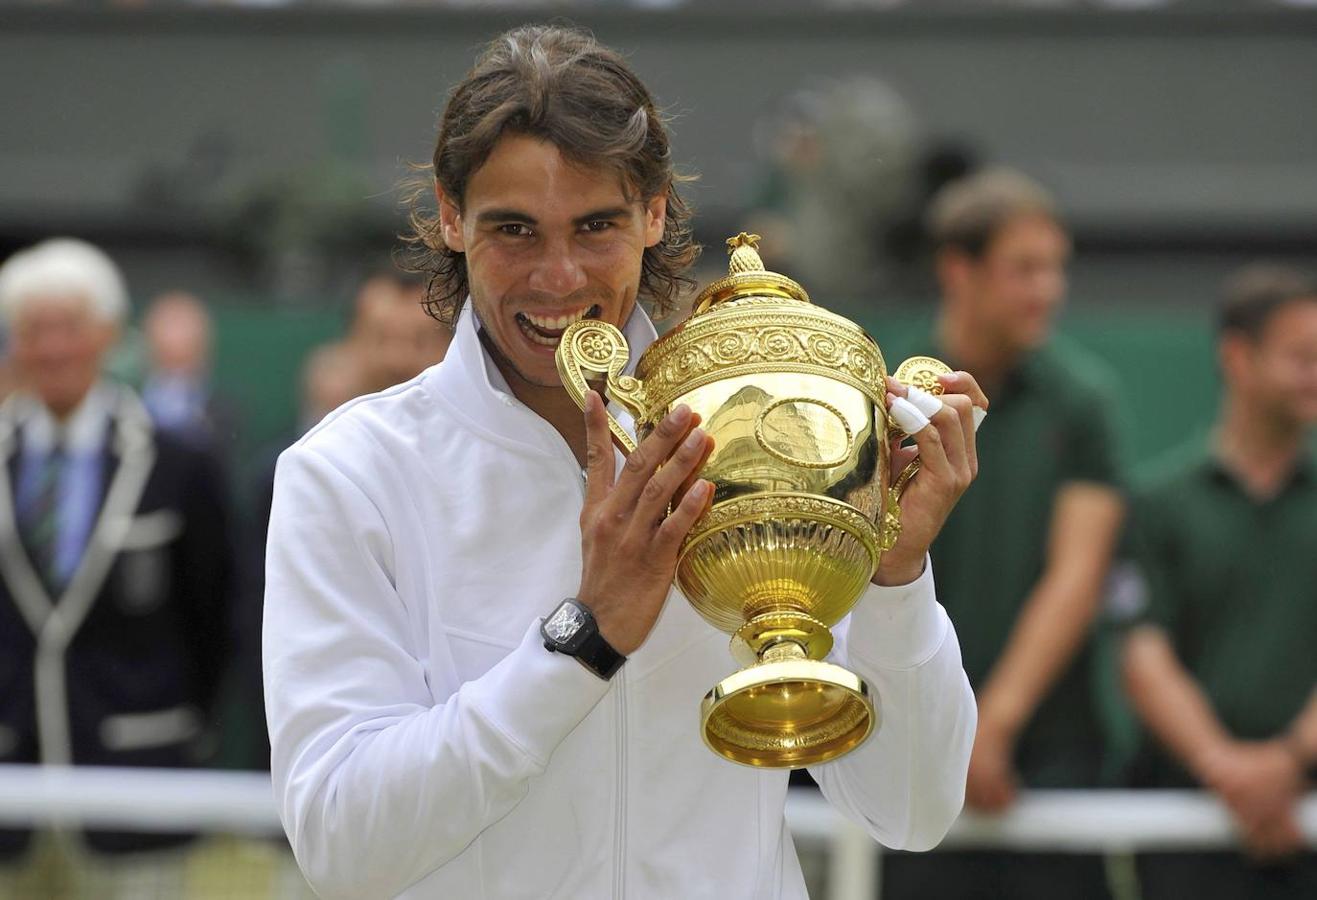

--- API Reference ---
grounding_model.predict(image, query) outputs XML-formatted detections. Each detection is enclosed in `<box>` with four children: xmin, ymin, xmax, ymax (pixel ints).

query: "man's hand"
<box><xmin>874</xmin><ymin>371</ymin><xmax>989</xmax><ymax>585</ymax></box>
<box><xmin>1197</xmin><ymin>739</ymin><xmax>1306</xmax><ymax>860</ymax></box>
<box><xmin>965</xmin><ymin>712</ymin><xmax>1019</xmax><ymax>813</ymax></box>
<box><xmin>577</xmin><ymin>391</ymin><xmax>714</xmax><ymax>656</ymax></box>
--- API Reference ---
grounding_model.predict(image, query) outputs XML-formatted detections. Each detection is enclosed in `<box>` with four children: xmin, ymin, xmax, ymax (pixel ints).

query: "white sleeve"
<box><xmin>807</xmin><ymin>556</ymin><xmax>976</xmax><ymax>851</ymax></box>
<box><xmin>262</xmin><ymin>445</ymin><xmax>611</xmax><ymax>899</ymax></box>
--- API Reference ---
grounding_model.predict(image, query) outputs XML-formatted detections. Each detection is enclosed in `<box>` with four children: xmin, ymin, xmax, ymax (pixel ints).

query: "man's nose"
<box><xmin>528</xmin><ymin>239</ymin><xmax>588</xmax><ymax>297</ymax></box>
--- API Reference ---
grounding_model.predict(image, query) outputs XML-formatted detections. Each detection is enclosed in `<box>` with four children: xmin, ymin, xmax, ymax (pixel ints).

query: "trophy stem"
<box><xmin>761</xmin><ymin>640</ymin><xmax>807</xmax><ymax>664</ymax></box>
<box><xmin>729</xmin><ymin>610</ymin><xmax>834</xmax><ymax>668</ymax></box>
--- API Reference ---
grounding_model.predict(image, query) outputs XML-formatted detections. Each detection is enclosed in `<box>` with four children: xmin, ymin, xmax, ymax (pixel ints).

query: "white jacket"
<box><xmin>263</xmin><ymin>305</ymin><xmax>976</xmax><ymax>900</ymax></box>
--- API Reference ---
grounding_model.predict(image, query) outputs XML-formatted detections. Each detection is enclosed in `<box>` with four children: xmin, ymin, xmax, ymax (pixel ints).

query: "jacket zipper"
<box><xmin>519</xmin><ymin>395</ymin><xmax>630</xmax><ymax>898</ymax></box>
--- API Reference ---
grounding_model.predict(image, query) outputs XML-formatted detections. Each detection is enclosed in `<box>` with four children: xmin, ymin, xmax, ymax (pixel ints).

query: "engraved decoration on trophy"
<box><xmin>556</xmin><ymin>233</ymin><xmax>954</xmax><ymax>768</ymax></box>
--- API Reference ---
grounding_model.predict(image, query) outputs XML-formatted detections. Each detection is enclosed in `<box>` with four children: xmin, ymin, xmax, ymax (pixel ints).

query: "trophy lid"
<box><xmin>691</xmin><ymin>233</ymin><xmax>811</xmax><ymax>315</ymax></box>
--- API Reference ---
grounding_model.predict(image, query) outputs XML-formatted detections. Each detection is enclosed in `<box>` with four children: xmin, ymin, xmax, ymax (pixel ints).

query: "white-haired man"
<box><xmin>0</xmin><ymin>239</ymin><xmax>235</xmax><ymax>898</ymax></box>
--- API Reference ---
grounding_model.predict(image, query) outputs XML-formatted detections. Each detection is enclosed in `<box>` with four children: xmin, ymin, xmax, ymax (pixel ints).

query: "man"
<box><xmin>1122</xmin><ymin>265</ymin><xmax>1317</xmax><ymax>899</ymax></box>
<box><xmin>346</xmin><ymin>268</ymin><xmax>451</xmax><ymax>395</ymax></box>
<box><xmin>140</xmin><ymin>289</ymin><xmax>240</xmax><ymax>457</ymax></box>
<box><xmin>882</xmin><ymin>169</ymin><xmax>1126</xmax><ymax>900</ymax></box>
<box><xmin>0</xmin><ymin>238</ymin><xmax>235</xmax><ymax>897</ymax></box>
<box><xmin>298</xmin><ymin>342</ymin><xmax>365</xmax><ymax>432</ymax></box>
<box><xmin>264</xmin><ymin>26</ymin><xmax>985</xmax><ymax>899</ymax></box>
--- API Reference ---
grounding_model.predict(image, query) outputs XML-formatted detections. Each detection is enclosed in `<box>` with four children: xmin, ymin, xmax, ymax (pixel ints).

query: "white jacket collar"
<box><xmin>14</xmin><ymin>382</ymin><xmax>116</xmax><ymax>455</ymax></box>
<box><xmin>428</xmin><ymin>300</ymin><xmax>660</xmax><ymax>449</ymax></box>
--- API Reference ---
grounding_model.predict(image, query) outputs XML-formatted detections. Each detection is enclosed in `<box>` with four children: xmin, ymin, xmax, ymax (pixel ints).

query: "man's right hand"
<box><xmin>576</xmin><ymin>391</ymin><xmax>714</xmax><ymax>656</ymax></box>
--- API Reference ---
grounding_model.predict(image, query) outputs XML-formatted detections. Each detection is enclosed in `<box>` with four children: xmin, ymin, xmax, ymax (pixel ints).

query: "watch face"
<box><xmin>544</xmin><ymin>603</ymin><xmax>587</xmax><ymax>644</ymax></box>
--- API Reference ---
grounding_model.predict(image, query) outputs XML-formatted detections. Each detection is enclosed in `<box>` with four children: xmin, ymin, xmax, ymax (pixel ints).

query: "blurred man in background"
<box><xmin>884</xmin><ymin>169</ymin><xmax>1126</xmax><ymax>900</ymax></box>
<box><xmin>741</xmin><ymin>75</ymin><xmax>921</xmax><ymax>302</ymax></box>
<box><xmin>0</xmin><ymin>238</ymin><xmax>235</xmax><ymax>899</ymax></box>
<box><xmin>1122</xmin><ymin>264</ymin><xmax>1317</xmax><ymax>900</ymax></box>
<box><xmin>141</xmin><ymin>289</ymin><xmax>239</xmax><ymax>457</ymax></box>
<box><xmin>298</xmin><ymin>342</ymin><xmax>364</xmax><ymax>434</ymax></box>
<box><xmin>346</xmin><ymin>268</ymin><xmax>451</xmax><ymax>395</ymax></box>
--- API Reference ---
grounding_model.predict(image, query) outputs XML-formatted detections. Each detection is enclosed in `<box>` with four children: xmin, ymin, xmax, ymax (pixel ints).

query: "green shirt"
<box><xmin>1127</xmin><ymin>437</ymin><xmax>1317</xmax><ymax>787</ymax></box>
<box><xmin>906</xmin><ymin>335</ymin><xmax>1126</xmax><ymax>786</ymax></box>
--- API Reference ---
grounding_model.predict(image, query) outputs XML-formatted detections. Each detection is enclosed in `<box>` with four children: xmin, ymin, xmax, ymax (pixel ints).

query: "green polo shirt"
<box><xmin>902</xmin><ymin>334</ymin><xmax>1126</xmax><ymax>787</ymax></box>
<box><xmin>1127</xmin><ymin>437</ymin><xmax>1317</xmax><ymax>788</ymax></box>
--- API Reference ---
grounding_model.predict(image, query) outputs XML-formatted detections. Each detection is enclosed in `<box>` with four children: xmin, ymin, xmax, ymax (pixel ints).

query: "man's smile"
<box><xmin>514</xmin><ymin>303</ymin><xmax>602</xmax><ymax>346</ymax></box>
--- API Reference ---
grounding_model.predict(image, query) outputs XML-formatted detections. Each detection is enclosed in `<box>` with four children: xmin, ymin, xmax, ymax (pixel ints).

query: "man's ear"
<box><xmin>435</xmin><ymin>182</ymin><xmax>466</xmax><ymax>252</ymax></box>
<box><xmin>643</xmin><ymin>193</ymin><xmax>667</xmax><ymax>248</ymax></box>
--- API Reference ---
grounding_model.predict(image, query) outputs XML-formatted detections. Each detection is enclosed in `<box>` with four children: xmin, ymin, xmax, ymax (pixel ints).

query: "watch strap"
<box><xmin>573</xmin><ymin>626</ymin><xmax>626</xmax><ymax>680</ymax></box>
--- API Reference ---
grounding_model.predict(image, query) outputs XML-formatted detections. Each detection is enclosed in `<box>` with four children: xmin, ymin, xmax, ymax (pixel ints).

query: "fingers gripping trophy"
<box><xmin>557</xmin><ymin>234</ymin><xmax>955</xmax><ymax>768</ymax></box>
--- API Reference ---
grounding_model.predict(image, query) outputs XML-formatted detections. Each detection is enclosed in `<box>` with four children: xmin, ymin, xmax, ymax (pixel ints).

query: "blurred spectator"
<box><xmin>0</xmin><ymin>238</ymin><xmax>235</xmax><ymax>897</ymax></box>
<box><xmin>1121</xmin><ymin>265</ymin><xmax>1317</xmax><ymax>899</ymax></box>
<box><xmin>299</xmin><ymin>341</ymin><xmax>363</xmax><ymax>433</ymax></box>
<box><xmin>140</xmin><ymin>290</ymin><xmax>240</xmax><ymax>456</ymax></box>
<box><xmin>883</xmin><ymin>169</ymin><xmax>1126</xmax><ymax>900</ymax></box>
<box><xmin>742</xmin><ymin>75</ymin><xmax>921</xmax><ymax>301</ymax></box>
<box><xmin>346</xmin><ymin>269</ymin><xmax>451</xmax><ymax>395</ymax></box>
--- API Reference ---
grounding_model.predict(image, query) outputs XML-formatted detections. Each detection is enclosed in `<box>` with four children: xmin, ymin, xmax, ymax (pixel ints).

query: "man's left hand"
<box><xmin>874</xmin><ymin>371</ymin><xmax>988</xmax><ymax>586</ymax></box>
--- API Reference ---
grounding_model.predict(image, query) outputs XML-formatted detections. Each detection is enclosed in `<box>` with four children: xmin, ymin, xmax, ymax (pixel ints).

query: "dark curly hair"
<box><xmin>399</xmin><ymin>25</ymin><xmax>700</xmax><ymax>326</ymax></box>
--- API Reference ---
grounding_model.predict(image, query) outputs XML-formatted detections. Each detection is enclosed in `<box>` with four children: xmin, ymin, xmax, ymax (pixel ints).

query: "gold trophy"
<box><xmin>556</xmin><ymin>234</ymin><xmax>950</xmax><ymax>768</ymax></box>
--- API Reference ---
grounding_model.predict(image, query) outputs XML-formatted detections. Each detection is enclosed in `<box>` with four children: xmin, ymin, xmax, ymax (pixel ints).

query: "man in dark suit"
<box><xmin>0</xmin><ymin>238</ymin><xmax>235</xmax><ymax>897</ymax></box>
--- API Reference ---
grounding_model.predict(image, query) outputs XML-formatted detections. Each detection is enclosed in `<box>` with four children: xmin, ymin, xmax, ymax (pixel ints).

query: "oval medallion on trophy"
<box><xmin>754</xmin><ymin>397</ymin><xmax>854</xmax><ymax>469</ymax></box>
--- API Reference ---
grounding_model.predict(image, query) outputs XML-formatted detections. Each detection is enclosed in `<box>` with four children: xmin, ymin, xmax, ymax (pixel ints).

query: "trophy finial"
<box><xmin>726</xmin><ymin>232</ymin><xmax>765</xmax><ymax>275</ymax></box>
<box><xmin>691</xmin><ymin>232</ymin><xmax>809</xmax><ymax>313</ymax></box>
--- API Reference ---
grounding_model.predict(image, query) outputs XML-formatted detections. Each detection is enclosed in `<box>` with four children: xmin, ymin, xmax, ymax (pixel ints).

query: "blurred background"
<box><xmin>0</xmin><ymin>1</ymin><xmax>1314</xmax><ymax>899</ymax></box>
<box><xmin>2</xmin><ymin>0</ymin><xmax>1315</xmax><ymax>465</ymax></box>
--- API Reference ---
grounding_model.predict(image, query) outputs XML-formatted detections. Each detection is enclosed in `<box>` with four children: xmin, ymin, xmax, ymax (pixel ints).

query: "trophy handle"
<box><xmin>555</xmin><ymin>320</ymin><xmax>649</xmax><ymax>455</ymax></box>
<box><xmin>879</xmin><ymin>357</ymin><xmax>956</xmax><ymax>552</ymax></box>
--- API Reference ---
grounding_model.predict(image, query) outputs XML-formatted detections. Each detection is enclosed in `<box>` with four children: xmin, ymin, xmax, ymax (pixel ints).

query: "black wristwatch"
<box><xmin>541</xmin><ymin>598</ymin><xmax>626</xmax><ymax>680</ymax></box>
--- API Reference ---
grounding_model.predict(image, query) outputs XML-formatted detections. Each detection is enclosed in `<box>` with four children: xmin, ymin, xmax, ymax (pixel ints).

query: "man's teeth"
<box><xmin>522</xmin><ymin>305</ymin><xmax>598</xmax><ymax>331</ymax></box>
<box><xmin>520</xmin><ymin>320</ymin><xmax>560</xmax><ymax>347</ymax></box>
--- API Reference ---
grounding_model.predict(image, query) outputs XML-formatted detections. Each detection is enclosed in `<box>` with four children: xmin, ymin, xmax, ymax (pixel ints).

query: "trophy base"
<box><xmin>700</xmin><ymin>658</ymin><xmax>876</xmax><ymax>769</ymax></box>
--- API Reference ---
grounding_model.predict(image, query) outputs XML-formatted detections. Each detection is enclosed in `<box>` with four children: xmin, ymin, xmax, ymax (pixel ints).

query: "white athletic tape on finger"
<box><xmin>973</xmin><ymin>406</ymin><xmax>987</xmax><ymax>432</ymax></box>
<box><xmin>905</xmin><ymin>385</ymin><xmax>945</xmax><ymax>419</ymax></box>
<box><xmin>890</xmin><ymin>397</ymin><xmax>931</xmax><ymax>435</ymax></box>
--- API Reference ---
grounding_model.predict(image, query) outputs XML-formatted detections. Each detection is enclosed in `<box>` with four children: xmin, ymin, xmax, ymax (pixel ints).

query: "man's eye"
<box><xmin>582</xmin><ymin>221</ymin><xmax>613</xmax><ymax>233</ymax></box>
<box><xmin>499</xmin><ymin>224</ymin><xmax>533</xmax><ymax>237</ymax></box>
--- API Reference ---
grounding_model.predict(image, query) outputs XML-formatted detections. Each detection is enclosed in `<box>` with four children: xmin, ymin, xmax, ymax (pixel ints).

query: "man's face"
<box><xmin>10</xmin><ymin>294</ymin><xmax>115</xmax><ymax>417</ymax></box>
<box><xmin>1229</xmin><ymin>300</ymin><xmax>1317</xmax><ymax>427</ymax></box>
<box><xmin>354</xmin><ymin>282</ymin><xmax>439</xmax><ymax>392</ymax></box>
<box><xmin>146</xmin><ymin>299</ymin><xmax>211</xmax><ymax>376</ymax></box>
<box><xmin>953</xmin><ymin>214</ymin><xmax>1070</xmax><ymax>354</ymax></box>
<box><xmin>439</xmin><ymin>133</ymin><xmax>666</xmax><ymax>387</ymax></box>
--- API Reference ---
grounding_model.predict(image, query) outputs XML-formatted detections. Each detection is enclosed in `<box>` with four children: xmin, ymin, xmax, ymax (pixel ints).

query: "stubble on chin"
<box><xmin>476</xmin><ymin>325</ymin><xmax>563</xmax><ymax>390</ymax></box>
